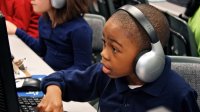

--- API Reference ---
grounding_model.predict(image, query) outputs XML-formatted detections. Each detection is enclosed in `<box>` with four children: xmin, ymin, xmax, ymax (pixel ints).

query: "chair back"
<box><xmin>164</xmin><ymin>12</ymin><xmax>198</xmax><ymax>57</ymax></box>
<box><xmin>84</xmin><ymin>13</ymin><xmax>106</xmax><ymax>63</ymax></box>
<box><xmin>170</xmin><ymin>56</ymin><xmax>200</xmax><ymax>108</ymax></box>
<box><xmin>89</xmin><ymin>0</ymin><xmax>115</xmax><ymax>20</ymax></box>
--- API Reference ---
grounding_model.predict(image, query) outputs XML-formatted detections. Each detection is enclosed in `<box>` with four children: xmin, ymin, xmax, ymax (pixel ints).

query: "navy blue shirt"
<box><xmin>16</xmin><ymin>16</ymin><xmax>92</xmax><ymax>71</ymax></box>
<box><xmin>41</xmin><ymin>57</ymin><xmax>200</xmax><ymax>112</ymax></box>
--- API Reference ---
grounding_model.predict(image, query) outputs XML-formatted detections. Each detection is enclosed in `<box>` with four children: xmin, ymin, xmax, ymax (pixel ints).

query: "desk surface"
<box><xmin>9</xmin><ymin>35</ymin><xmax>54</xmax><ymax>75</ymax></box>
<box><xmin>9</xmin><ymin>35</ymin><xmax>97</xmax><ymax>112</ymax></box>
<box><xmin>149</xmin><ymin>1</ymin><xmax>186</xmax><ymax>16</ymax></box>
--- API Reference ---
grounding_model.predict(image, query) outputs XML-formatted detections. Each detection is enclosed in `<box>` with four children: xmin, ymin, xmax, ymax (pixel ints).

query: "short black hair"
<box><xmin>109</xmin><ymin>4</ymin><xmax>170</xmax><ymax>52</ymax></box>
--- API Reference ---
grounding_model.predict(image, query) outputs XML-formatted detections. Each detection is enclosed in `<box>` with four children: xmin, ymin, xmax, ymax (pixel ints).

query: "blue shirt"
<box><xmin>41</xmin><ymin>57</ymin><xmax>200</xmax><ymax>112</ymax></box>
<box><xmin>16</xmin><ymin>16</ymin><xmax>92</xmax><ymax>71</ymax></box>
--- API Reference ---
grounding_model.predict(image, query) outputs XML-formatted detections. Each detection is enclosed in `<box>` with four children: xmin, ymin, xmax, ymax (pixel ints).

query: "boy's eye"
<box><xmin>112</xmin><ymin>47</ymin><xmax>118</xmax><ymax>53</ymax></box>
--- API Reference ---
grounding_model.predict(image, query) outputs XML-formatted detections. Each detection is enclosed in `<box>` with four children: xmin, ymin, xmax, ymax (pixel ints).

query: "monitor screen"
<box><xmin>0</xmin><ymin>12</ymin><xmax>20</xmax><ymax>112</ymax></box>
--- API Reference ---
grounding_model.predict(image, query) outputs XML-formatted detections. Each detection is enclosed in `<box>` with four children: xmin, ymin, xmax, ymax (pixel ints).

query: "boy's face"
<box><xmin>101</xmin><ymin>19</ymin><xmax>139</xmax><ymax>78</ymax></box>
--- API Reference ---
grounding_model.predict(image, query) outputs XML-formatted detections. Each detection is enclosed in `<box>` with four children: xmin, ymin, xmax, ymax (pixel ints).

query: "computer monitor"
<box><xmin>0</xmin><ymin>12</ymin><xmax>20</xmax><ymax>112</ymax></box>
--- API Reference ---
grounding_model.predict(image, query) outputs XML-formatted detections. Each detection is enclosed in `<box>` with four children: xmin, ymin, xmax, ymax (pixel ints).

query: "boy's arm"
<box><xmin>41</xmin><ymin>63</ymin><xmax>108</xmax><ymax>102</ymax></box>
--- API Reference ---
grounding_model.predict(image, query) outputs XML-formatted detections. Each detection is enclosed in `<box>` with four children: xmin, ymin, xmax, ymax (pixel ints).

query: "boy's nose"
<box><xmin>101</xmin><ymin>48</ymin><xmax>110</xmax><ymax>61</ymax></box>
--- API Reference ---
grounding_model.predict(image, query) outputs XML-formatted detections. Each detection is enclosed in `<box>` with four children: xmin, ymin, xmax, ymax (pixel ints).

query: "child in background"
<box><xmin>37</xmin><ymin>4</ymin><xmax>199</xmax><ymax>112</ymax></box>
<box><xmin>0</xmin><ymin>0</ymin><xmax>40</xmax><ymax>38</ymax></box>
<box><xmin>188</xmin><ymin>6</ymin><xmax>200</xmax><ymax>56</ymax></box>
<box><xmin>6</xmin><ymin>0</ymin><xmax>93</xmax><ymax>71</ymax></box>
<box><xmin>184</xmin><ymin>0</ymin><xmax>200</xmax><ymax>56</ymax></box>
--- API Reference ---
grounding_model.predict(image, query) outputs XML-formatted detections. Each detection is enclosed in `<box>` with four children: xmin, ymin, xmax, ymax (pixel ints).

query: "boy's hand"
<box><xmin>37</xmin><ymin>85</ymin><xmax>63</xmax><ymax>112</ymax></box>
<box><xmin>6</xmin><ymin>20</ymin><xmax>17</xmax><ymax>35</ymax></box>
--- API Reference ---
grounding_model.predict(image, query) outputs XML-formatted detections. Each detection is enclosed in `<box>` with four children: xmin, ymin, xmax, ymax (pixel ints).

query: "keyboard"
<box><xmin>18</xmin><ymin>97</ymin><xmax>42</xmax><ymax>112</ymax></box>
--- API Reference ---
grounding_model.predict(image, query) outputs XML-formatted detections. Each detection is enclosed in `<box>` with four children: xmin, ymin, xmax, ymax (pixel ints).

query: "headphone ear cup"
<box><xmin>51</xmin><ymin>0</ymin><xmax>66</xmax><ymax>9</ymax></box>
<box><xmin>135</xmin><ymin>46</ymin><xmax>165</xmax><ymax>83</ymax></box>
<box><xmin>135</xmin><ymin>50</ymin><xmax>157</xmax><ymax>83</ymax></box>
<box><xmin>134</xmin><ymin>49</ymin><xmax>149</xmax><ymax>74</ymax></box>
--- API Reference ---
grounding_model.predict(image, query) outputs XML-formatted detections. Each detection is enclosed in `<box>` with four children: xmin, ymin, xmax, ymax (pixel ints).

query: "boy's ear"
<box><xmin>118</xmin><ymin>4</ymin><xmax>165</xmax><ymax>83</ymax></box>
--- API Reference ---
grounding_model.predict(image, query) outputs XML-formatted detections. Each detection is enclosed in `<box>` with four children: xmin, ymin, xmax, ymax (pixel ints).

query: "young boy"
<box><xmin>37</xmin><ymin>4</ymin><xmax>200</xmax><ymax>112</ymax></box>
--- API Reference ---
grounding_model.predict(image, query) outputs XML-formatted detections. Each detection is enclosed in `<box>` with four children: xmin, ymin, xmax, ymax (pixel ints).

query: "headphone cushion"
<box><xmin>134</xmin><ymin>49</ymin><xmax>149</xmax><ymax>69</ymax></box>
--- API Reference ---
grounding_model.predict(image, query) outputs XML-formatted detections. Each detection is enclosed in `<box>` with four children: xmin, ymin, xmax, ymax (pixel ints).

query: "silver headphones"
<box><xmin>119</xmin><ymin>5</ymin><xmax>165</xmax><ymax>83</ymax></box>
<box><xmin>51</xmin><ymin>0</ymin><xmax>66</xmax><ymax>9</ymax></box>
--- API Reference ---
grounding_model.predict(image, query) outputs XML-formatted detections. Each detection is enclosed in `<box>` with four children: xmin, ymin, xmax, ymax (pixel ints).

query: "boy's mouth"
<box><xmin>102</xmin><ymin>65</ymin><xmax>111</xmax><ymax>74</ymax></box>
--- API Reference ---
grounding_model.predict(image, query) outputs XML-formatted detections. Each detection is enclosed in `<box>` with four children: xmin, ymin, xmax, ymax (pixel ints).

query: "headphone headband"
<box><xmin>119</xmin><ymin>5</ymin><xmax>158</xmax><ymax>43</ymax></box>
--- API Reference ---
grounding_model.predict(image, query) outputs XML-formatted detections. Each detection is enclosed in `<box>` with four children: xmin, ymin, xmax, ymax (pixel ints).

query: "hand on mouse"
<box><xmin>37</xmin><ymin>85</ymin><xmax>63</xmax><ymax>112</ymax></box>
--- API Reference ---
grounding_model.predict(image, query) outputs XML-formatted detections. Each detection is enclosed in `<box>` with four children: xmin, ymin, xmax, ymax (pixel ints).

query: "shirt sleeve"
<box><xmin>15</xmin><ymin>28</ymin><xmax>46</xmax><ymax>56</ymax></box>
<box><xmin>41</xmin><ymin>63</ymin><xmax>109</xmax><ymax>102</ymax></box>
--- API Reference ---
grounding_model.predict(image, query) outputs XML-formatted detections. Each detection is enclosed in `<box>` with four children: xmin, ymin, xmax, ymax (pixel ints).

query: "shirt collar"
<box><xmin>115</xmin><ymin>77</ymin><xmax>130</xmax><ymax>93</ymax></box>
